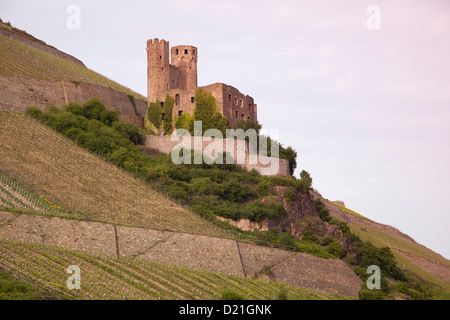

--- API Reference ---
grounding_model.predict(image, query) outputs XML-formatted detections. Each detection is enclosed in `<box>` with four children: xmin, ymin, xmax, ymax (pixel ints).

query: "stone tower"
<box><xmin>170</xmin><ymin>45</ymin><xmax>198</xmax><ymax>90</ymax></box>
<box><xmin>146</xmin><ymin>38</ymin><xmax>170</xmax><ymax>104</ymax></box>
<box><xmin>146</xmin><ymin>38</ymin><xmax>257</xmax><ymax>128</ymax></box>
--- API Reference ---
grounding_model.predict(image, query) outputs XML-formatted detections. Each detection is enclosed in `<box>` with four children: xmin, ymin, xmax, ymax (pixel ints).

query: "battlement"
<box><xmin>147</xmin><ymin>38</ymin><xmax>168</xmax><ymax>46</ymax></box>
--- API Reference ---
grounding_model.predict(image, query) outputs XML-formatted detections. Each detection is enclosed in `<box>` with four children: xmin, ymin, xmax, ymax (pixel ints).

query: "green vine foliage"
<box><xmin>147</xmin><ymin>99</ymin><xmax>162</xmax><ymax>130</ymax></box>
<box><xmin>175</xmin><ymin>112</ymin><xmax>191</xmax><ymax>131</ymax></box>
<box><xmin>162</xmin><ymin>94</ymin><xmax>174</xmax><ymax>134</ymax></box>
<box><xmin>190</xmin><ymin>88</ymin><xmax>230</xmax><ymax>136</ymax></box>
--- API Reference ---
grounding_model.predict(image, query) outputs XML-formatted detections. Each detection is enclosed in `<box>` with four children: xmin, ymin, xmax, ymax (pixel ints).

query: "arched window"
<box><xmin>175</xmin><ymin>94</ymin><xmax>180</xmax><ymax>106</ymax></box>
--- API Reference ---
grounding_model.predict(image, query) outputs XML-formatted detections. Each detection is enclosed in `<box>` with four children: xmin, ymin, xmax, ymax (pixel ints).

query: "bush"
<box><xmin>147</xmin><ymin>100</ymin><xmax>162</xmax><ymax>129</ymax></box>
<box><xmin>216</xmin><ymin>178</ymin><xmax>256</xmax><ymax>203</ymax></box>
<box><xmin>276</xmin><ymin>285</ymin><xmax>290</xmax><ymax>300</ymax></box>
<box><xmin>358</xmin><ymin>287</ymin><xmax>386</xmax><ymax>300</ymax></box>
<box><xmin>283</xmin><ymin>187</ymin><xmax>296</xmax><ymax>204</ymax></box>
<box><xmin>326</xmin><ymin>239</ymin><xmax>346</xmax><ymax>259</ymax></box>
<box><xmin>244</xmin><ymin>200</ymin><xmax>285</xmax><ymax>222</ymax></box>
<box><xmin>298</xmin><ymin>170</ymin><xmax>313</xmax><ymax>191</ymax></box>
<box><xmin>301</xmin><ymin>226</ymin><xmax>318</xmax><ymax>243</ymax></box>
<box><xmin>162</xmin><ymin>94</ymin><xmax>174</xmax><ymax>134</ymax></box>
<box><xmin>25</xmin><ymin>106</ymin><xmax>43</xmax><ymax>119</ymax></box>
<box><xmin>314</xmin><ymin>199</ymin><xmax>331</xmax><ymax>222</ymax></box>
<box><xmin>320</xmin><ymin>235</ymin><xmax>333</xmax><ymax>246</ymax></box>
<box><xmin>169</xmin><ymin>185</ymin><xmax>188</xmax><ymax>200</ymax></box>
<box><xmin>256</xmin><ymin>180</ymin><xmax>271</xmax><ymax>197</ymax></box>
<box><xmin>220</xmin><ymin>290</ymin><xmax>246</xmax><ymax>300</ymax></box>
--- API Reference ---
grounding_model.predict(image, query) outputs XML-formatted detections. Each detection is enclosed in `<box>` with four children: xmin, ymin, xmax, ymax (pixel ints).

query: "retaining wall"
<box><xmin>141</xmin><ymin>134</ymin><xmax>291</xmax><ymax>176</ymax></box>
<box><xmin>0</xmin><ymin>212</ymin><xmax>362</xmax><ymax>296</ymax></box>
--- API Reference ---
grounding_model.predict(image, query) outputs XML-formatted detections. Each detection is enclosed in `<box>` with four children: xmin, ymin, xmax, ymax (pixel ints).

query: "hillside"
<box><xmin>0</xmin><ymin>22</ymin><xmax>145</xmax><ymax>101</ymax></box>
<box><xmin>0</xmin><ymin>112</ymin><xmax>225</xmax><ymax>237</ymax></box>
<box><xmin>1</xmin><ymin>20</ymin><xmax>449</xmax><ymax>301</ymax></box>
<box><xmin>0</xmin><ymin>238</ymin><xmax>342</xmax><ymax>300</ymax></box>
<box><xmin>312</xmin><ymin>192</ymin><xmax>450</xmax><ymax>298</ymax></box>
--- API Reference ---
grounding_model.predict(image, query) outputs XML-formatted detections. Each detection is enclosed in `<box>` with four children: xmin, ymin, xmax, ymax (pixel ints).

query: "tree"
<box><xmin>162</xmin><ymin>94</ymin><xmax>174</xmax><ymax>134</ymax></box>
<box><xmin>298</xmin><ymin>170</ymin><xmax>313</xmax><ymax>191</ymax></box>
<box><xmin>191</xmin><ymin>88</ymin><xmax>230</xmax><ymax>135</ymax></box>
<box><xmin>235</xmin><ymin>118</ymin><xmax>262</xmax><ymax>135</ymax></box>
<box><xmin>147</xmin><ymin>100</ymin><xmax>162</xmax><ymax>130</ymax></box>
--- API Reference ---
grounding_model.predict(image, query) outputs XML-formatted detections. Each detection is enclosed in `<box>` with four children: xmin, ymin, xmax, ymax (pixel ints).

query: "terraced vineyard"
<box><xmin>0</xmin><ymin>172</ymin><xmax>60</xmax><ymax>213</ymax></box>
<box><xmin>0</xmin><ymin>239</ymin><xmax>340</xmax><ymax>300</ymax></box>
<box><xmin>0</xmin><ymin>112</ymin><xmax>227</xmax><ymax>238</ymax></box>
<box><xmin>0</xmin><ymin>33</ymin><xmax>146</xmax><ymax>100</ymax></box>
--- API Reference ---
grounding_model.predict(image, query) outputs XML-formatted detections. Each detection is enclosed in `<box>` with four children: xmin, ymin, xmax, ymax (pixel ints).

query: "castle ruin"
<box><xmin>146</xmin><ymin>38</ymin><xmax>257</xmax><ymax>127</ymax></box>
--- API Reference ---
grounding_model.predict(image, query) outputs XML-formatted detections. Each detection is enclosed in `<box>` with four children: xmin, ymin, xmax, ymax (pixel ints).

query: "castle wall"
<box><xmin>0</xmin><ymin>76</ymin><xmax>146</xmax><ymax>128</ymax></box>
<box><xmin>141</xmin><ymin>134</ymin><xmax>291</xmax><ymax>176</ymax></box>
<box><xmin>146</xmin><ymin>38</ymin><xmax>258</xmax><ymax>128</ymax></box>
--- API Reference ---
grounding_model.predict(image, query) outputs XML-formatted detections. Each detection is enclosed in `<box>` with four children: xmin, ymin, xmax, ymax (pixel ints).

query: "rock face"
<box><xmin>268</xmin><ymin>188</ymin><xmax>344</xmax><ymax>242</ymax></box>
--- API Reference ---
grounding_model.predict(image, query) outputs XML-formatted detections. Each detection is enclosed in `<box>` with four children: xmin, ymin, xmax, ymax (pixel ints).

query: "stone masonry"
<box><xmin>0</xmin><ymin>212</ymin><xmax>362</xmax><ymax>297</ymax></box>
<box><xmin>147</xmin><ymin>38</ymin><xmax>257</xmax><ymax>128</ymax></box>
<box><xmin>0</xmin><ymin>76</ymin><xmax>146</xmax><ymax>128</ymax></box>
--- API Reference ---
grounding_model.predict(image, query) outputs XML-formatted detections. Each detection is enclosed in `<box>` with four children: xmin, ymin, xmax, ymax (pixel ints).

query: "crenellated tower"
<box><xmin>146</xmin><ymin>38</ymin><xmax>257</xmax><ymax>127</ymax></box>
<box><xmin>146</xmin><ymin>38</ymin><xmax>170</xmax><ymax>104</ymax></box>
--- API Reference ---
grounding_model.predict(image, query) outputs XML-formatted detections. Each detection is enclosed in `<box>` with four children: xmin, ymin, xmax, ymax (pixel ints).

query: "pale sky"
<box><xmin>1</xmin><ymin>0</ymin><xmax>449</xmax><ymax>259</ymax></box>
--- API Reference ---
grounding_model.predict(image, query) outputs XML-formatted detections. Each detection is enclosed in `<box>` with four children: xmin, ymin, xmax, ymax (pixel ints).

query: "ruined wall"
<box><xmin>141</xmin><ymin>134</ymin><xmax>290</xmax><ymax>176</ymax></box>
<box><xmin>146</xmin><ymin>38</ymin><xmax>257</xmax><ymax>127</ymax></box>
<box><xmin>201</xmin><ymin>83</ymin><xmax>257</xmax><ymax>128</ymax></box>
<box><xmin>0</xmin><ymin>76</ymin><xmax>146</xmax><ymax>128</ymax></box>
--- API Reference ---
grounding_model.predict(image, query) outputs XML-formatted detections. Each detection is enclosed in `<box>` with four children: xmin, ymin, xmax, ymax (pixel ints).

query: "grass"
<box><xmin>349</xmin><ymin>221</ymin><xmax>450</xmax><ymax>293</ymax></box>
<box><xmin>331</xmin><ymin>201</ymin><xmax>371</xmax><ymax>220</ymax></box>
<box><xmin>0</xmin><ymin>111</ymin><xmax>228</xmax><ymax>238</ymax></box>
<box><xmin>0</xmin><ymin>238</ymin><xmax>345</xmax><ymax>300</ymax></box>
<box><xmin>0</xmin><ymin>33</ymin><xmax>146</xmax><ymax>101</ymax></box>
<box><xmin>0</xmin><ymin>268</ymin><xmax>50</xmax><ymax>300</ymax></box>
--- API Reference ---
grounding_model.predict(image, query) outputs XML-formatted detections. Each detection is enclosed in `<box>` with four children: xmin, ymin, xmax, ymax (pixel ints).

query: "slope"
<box><xmin>312</xmin><ymin>192</ymin><xmax>450</xmax><ymax>296</ymax></box>
<box><xmin>0</xmin><ymin>238</ymin><xmax>342</xmax><ymax>300</ymax></box>
<box><xmin>0</xmin><ymin>30</ymin><xmax>146</xmax><ymax>101</ymax></box>
<box><xmin>0</xmin><ymin>111</ymin><xmax>226</xmax><ymax>238</ymax></box>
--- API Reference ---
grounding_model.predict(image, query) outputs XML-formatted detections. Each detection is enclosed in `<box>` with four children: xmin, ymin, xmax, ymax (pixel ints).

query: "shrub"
<box><xmin>216</xmin><ymin>179</ymin><xmax>256</xmax><ymax>203</ymax></box>
<box><xmin>190</xmin><ymin>177</ymin><xmax>213</xmax><ymax>195</ymax></box>
<box><xmin>256</xmin><ymin>179</ymin><xmax>271</xmax><ymax>197</ymax></box>
<box><xmin>112</xmin><ymin>121</ymin><xmax>141</xmax><ymax>145</ymax></box>
<box><xmin>169</xmin><ymin>185</ymin><xmax>188</xmax><ymax>200</ymax></box>
<box><xmin>320</xmin><ymin>235</ymin><xmax>333</xmax><ymax>246</ymax></box>
<box><xmin>283</xmin><ymin>187</ymin><xmax>296</xmax><ymax>204</ymax></box>
<box><xmin>162</xmin><ymin>94</ymin><xmax>174</xmax><ymax>134</ymax></box>
<box><xmin>191</xmin><ymin>88</ymin><xmax>230</xmax><ymax>136</ymax></box>
<box><xmin>298</xmin><ymin>170</ymin><xmax>313</xmax><ymax>191</ymax></box>
<box><xmin>326</xmin><ymin>239</ymin><xmax>346</xmax><ymax>259</ymax></box>
<box><xmin>175</xmin><ymin>112</ymin><xmax>191</xmax><ymax>131</ymax></box>
<box><xmin>243</xmin><ymin>200</ymin><xmax>285</xmax><ymax>222</ymax></box>
<box><xmin>314</xmin><ymin>199</ymin><xmax>331</xmax><ymax>222</ymax></box>
<box><xmin>301</xmin><ymin>226</ymin><xmax>318</xmax><ymax>243</ymax></box>
<box><xmin>358</xmin><ymin>287</ymin><xmax>386</xmax><ymax>300</ymax></box>
<box><xmin>276</xmin><ymin>285</ymin><xmax>290</xmax><ymax>300</ymax></box>
<box><xmin>25</xmin><ymin>106</ymin><xmax>43</xmax><ymax>119</ymax></box>
<box><xmin>220</xmin><ymin>290</ymin><xmax>246</xmax><ymax>300</ymax></box>
<box><xmin>147</xmin><ymin>100</ymin><xmax>162</xmax><ymax>129</ymax></box>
